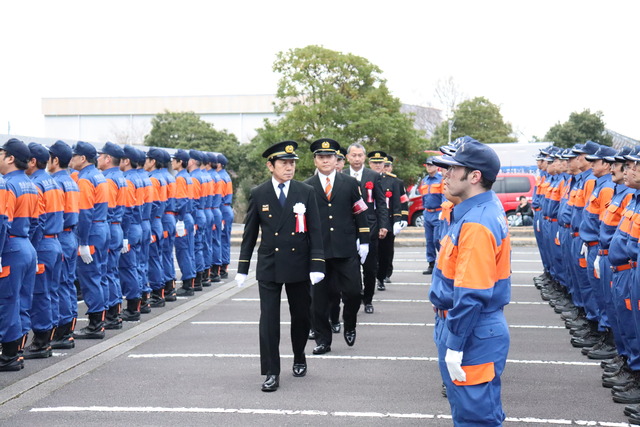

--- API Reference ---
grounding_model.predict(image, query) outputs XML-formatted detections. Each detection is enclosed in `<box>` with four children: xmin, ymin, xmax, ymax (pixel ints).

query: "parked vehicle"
<box><xmin>407</xmin><ymin>173</ymin><xmax>536</xmax><ymax>226</ymax></box>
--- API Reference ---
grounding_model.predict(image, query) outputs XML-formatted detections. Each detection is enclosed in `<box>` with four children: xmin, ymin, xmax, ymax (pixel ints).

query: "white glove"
<box><xmin>235</xmin><ymin>273</ymin><xmax>247</xmax><ymax>287</ymax></box>
<box><xmin>221</xmin><ymin>220</ymin><xmax>225</xmax><ymax>231</ymax></box>
<box><xmin>175</xmin><ymin>220</ymin><xmax>186</xmax><ymax>237</ymax></box>
<box><xmin>79</xmin><ymin>245</ymin><xmax>93</xmax><ymax>264</ymax></box>
<box><xmin>309</xmin><ymin>272</ymin><xmax>325</xmax><ymax>285</ymax></box>
<box><xmin>555</xmin><ymin>231</ymin><xmax>559</xmax><ymax>241</ymax></box>
<box><xmin>356</xmin><ymin>238</ymin><xmax>360</xmax><ymax>251</ymax></box>
<box><xmin>536</xmin><ymin>220</ymin><xmax>540</xmax><ymax>232</ymax></box>
<box><xmin>121</xmin><ymin>239</ymin><xmax>129</xmax><ymax>254</ymax></box>
<box><xmin>393</xmin><ymin>222</ymin><xmax>402</xmax><ymax>235</ymax></box>
<box><xmin>594</xmin><ymin>255</ymin><xmax>601</xmax><ymax>279</ymax></box>
<box><xmin>358</xmin><ymin>243</ymin><xmax>370</xmax><ymax>264</ymax></box>
<box><xmin>445</xmin><ymin>348</ymin><xmax>466</xmax><ymax>382</ymax></box>
<box><xmin>400</xmin><ymin>220</ymin><xmax>408</xmax><ymax>229</ymax></box>
<box><xmin>0</xmin><ymin>257</ymin><xmax>2</xmax><ymax>274</ymax></box>
<box><xmin>580</xmin><ymin>243</ymin><xmax>588</xmax><ymax>257</ymax></box>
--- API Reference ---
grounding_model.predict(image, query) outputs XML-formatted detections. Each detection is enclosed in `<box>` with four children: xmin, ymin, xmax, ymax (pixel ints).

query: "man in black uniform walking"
<box><xmin>345</xmin><ymin>143</ymin><xmax>389</xmax><ymax>314</ymax></box>
<box><xmin>305</xmin><ymin>138</ymin><xmax>370</xmax><ymax>354</ymax></box>
<box><xmin>235</xmin><ymin>141</ymin><xmax>325</xmax><ymax>392</ymax></box>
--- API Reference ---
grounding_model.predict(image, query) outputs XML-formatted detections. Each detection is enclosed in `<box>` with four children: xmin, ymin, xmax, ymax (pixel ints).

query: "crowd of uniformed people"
<box><xmin>532</xmin><ymin>140</ymin><xmax>640</xmax><ymax>425</ymax></box>
<box><xmin>0</xmin><ymin>138</ymin><xmax>234</xmax><ymax>372</ymax></box>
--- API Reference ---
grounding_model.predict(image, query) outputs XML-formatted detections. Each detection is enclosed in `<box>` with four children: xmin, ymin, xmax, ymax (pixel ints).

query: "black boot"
<box><xmin>220</xmin><ymin>264</ymin><xmax>229</xmax><ymax>279</ymax></box>
<box><xmin>51</xmin><ymin>319</ymin><xmax>76</xmax><ymax>349</ymax></box>
<box><xmin>75</xmin><ymin>279</ymin><xmax>83</xmax><ymax>302</ymax></box>
<box><xmin>210</xmin><ymin>265</ymin><xmax>221</xmax><ymax>283</ymax></box>
<box><xmin>23</xmin><ymin>329</ymin><xmax>54</xmax><ymax>359</ymax></box>
<box><xmin>164</xmin><ymin>279</ymin><xmax>177</xmax><ymax>302</ymax></box>
<box><xmin>74</xmin><ymin>311</ymin><xmax>106</xmax><ymax>339</ymax></box>
<box><xmin>423</xmin><ymin>261</ymin><xmax>435</xmax><ymax>275</ymax></box>
<box><xmin>105</xmin><ymin>303</ymin><xmax>123</xmax><ymax>330</ymax></box>
<box><xmin>122</xmin><ymin>298</ymin><xmax>141</xmax><ymax>322</ymax></box>
<box><xmin>193</xmin><ymin>271</ymin><xmax>204</xmax><ymax>292</ymax></box>
<box><xmin>0</xmin><ymin>338</ymin><xmax>24</xmax><ymax>371</ymax></box>
<box><xmin>588</xmin><ymin>329</ymin><xmax>617</xmax><ymax>360</ymax></box>
<box><xmin>176</xmin><ymin>278</ymin><xmax>195</xmax><ymax>297</ymax></box>
<box><xmin>201</xmin><ymin>268</ymin><xmax>212</xmax><ymax>287</ymax></box>
<box><xmin>140</xmin><ymin>292</ymin><xmax>151</xmax><ymax>314</ymax></box>
<box><xmin>149</xmin><ymin>289</ymin><xmax>166</xmax><ymax>308</ymax></box>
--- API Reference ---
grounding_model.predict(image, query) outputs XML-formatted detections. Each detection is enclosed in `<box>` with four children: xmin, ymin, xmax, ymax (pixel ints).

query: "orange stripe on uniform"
<box><xmin>0</xmin><ymin>265</ymin><xmax>10</xmax><ymax>278</ymax></box>
<box><xmin>77</xmin><ymin>179</ymin><xmax>96</xmax><ymax>210</ymax></box>
<box><xmin>453</xmin><ymin>362</ymin><xmax>496</xmax><ymax>386</ymax></box>
<box><xmin>13</xmin><ymin>193</ymin><xmax>39</xmax><ymax>219</ymax></box>
<box><xmin>36</xmin><ymin>264</ymin><xmax>45</xmax><ymax>275</ymax></box>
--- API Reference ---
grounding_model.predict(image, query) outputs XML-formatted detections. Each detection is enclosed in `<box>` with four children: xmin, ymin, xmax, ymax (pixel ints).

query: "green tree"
<box><xmin>544</xmin><ymin>109</ymin><xmax>612</xmax><ymax>148</ymax></box>
<box><xmin>252</xmin><ymin>45</ymin><xmax>426</xmax><ymax>184</ymax></box>
<box><xmin>429</xmin><ymin>96</ymin><xmax>517</xmax><ymax>146</ymax></box>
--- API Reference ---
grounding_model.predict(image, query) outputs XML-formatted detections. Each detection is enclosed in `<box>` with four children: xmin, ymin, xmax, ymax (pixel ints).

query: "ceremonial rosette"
<box><xmin>293</xmin><ymin>203</ymin><xmax>306</xmax><ymax>233</ymax></box>
<box><xmin>365</xmin><ymin>181</ymin><xmax>374</xmax><ymax>203</ymax></box>
<box><xmin>385</xmin><ymin>191</ymin><xmax>392</xmax><ymax>208</ymax></box>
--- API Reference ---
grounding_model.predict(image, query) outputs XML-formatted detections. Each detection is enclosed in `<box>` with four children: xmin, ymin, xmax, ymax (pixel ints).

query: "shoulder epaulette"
<box><xmin>386</xmin><ymin>172</ymin><xmax>397</xmax><ymax>178</ymax></box>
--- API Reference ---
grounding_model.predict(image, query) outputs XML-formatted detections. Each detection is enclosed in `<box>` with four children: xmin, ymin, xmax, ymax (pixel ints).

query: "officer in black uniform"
<box><xmin>304</xmin><ymin>138</ymin><xmax>370</xmax><ymax>354</ymax></box>
<box><xmin>345</xmin><ymin>143</ymin><xmax>389</xmax><ymax>314</ymax></box>
<box><xmin>235</xmin><ymin>141</ymin><xmax>325</xmax><ymax>392</ymax></box>
<box><xmin>382</xmin><ymin>154</ymin><xmax>409</xmax><ymax>282</ymax></box>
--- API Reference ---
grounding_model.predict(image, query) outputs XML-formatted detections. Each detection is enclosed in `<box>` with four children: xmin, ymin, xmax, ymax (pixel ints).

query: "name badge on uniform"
<box><xmin>262</xmin><ymin>204</ymin><xmax>270</xmax><ymax>212</ymax></box>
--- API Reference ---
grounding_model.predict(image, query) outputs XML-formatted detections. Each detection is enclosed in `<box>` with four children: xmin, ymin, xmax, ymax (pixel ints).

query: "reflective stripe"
<box><xmin>453</xmin><ymin>362</ymin><xmax>496</xmax><ymax>386</ymax></box>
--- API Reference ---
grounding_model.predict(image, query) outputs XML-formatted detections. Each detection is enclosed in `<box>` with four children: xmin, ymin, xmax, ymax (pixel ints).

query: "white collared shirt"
<box><xmin>318</xmin><ymin>169</ymin><xmax>336</xmax><ymax>192</ymax></box>
<box><xmin>349</xmin><ymin>166</ymin><xmax>363</xmax><ymax>182</ymax></box>
<box><xmin>272</xmin><ymin>178</ymin><xmax>290</xmax><ymax>198</ymax></box>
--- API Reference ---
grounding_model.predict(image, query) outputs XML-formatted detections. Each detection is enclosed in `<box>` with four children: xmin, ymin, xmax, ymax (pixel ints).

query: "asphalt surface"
<box><xmin>0</xmin><ymin>241</ymin><xmax>633</xmax><ymax>426</ymax></box>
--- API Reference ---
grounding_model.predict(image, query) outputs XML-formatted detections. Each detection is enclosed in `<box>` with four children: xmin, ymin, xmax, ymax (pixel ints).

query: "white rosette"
<box><xmin>293</xmin><ymin>202</ymin><xmax>306</xmax><ymax>232</ymax></box>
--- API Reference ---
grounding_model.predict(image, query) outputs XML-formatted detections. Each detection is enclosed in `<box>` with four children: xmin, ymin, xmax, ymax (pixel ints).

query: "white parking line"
<box><xmin>191</xmin><ymin>321</ymin><xmax>564</xmax><ymax>329</ymax></box>
<box><xmin>29</xmin><ymin>406</ymin><xmax>628</xmax><ymax>425</ymax></box>
<box><xmin>231</xmin><ymin>298</ymin><xmax>548</xmax><ymax>305</ymax></box>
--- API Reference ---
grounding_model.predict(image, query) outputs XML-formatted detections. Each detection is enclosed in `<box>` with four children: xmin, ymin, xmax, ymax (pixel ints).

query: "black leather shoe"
<box><xmin>364</xmin><ymin>304</ymin><xmax>374</xmax><ymax>314</ymax></box>
<box><xmin>613</xmin><ymin>383</ymin><xmax>640</xmax><ymax>404</ymax></box>
<box><xmin>625</xmin><ymin>404</ymin><xmax>640</xmax><ymax>416</ymax></box>
<box><xmin>629</xmin><ymin>412</ymin><xmax>640</xmax><ymax>425</ymax></box>
<box><xmin>384</xmin><ymin>277</ymin><xmax>391</xmax><ymax>283</ymax></box>
<box><xmin>308</xmin><ymin>330</ymin><xmax>316</xmax><ymax>340</ymax></box>
<box><xmin>377</xmin><ymin>280</ymin><xmax>386</xmax><ymax>291</ymax></box>
<box><xmin>331</xmin><ymin>322</ymin><xmax>341</xmax><ymax>333</ymax></box>
<box><xmin>423</xmin><ymin>262</ymin><xmax>435</xmax><ymax>275</ymax></box>
<box><xmin>292</xmin><ymin>363</ymin><xmax>307</xmax><ymax>377</ymax></box>
<box><xmin>261</xmin><ymin>375</ymin><xmax>279</xmax><ymax>392</ymax></box>
<box><xmin>344</xmin><ymin>329</ymin><xmax>356</xmax><ymax>347</ymax></box>
<box><xmin>313</xmin><ymin>344</ymin><xmax>331</xmax><ymax>355</ymax></box>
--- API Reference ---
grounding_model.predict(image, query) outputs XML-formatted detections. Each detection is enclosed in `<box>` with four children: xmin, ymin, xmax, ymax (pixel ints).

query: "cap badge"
<box><xmin>321</xmin><ymin>141</ymin><xmax>330</xmax><ymax>149</ymax></box>
<box><xmin>374</xmin><ymin>153</ymin><xmax>381</xmax><ymax>158</ymax></box>
<box><xmin>285</xmin><ymin>145</ymin><xmax>294</xmax><ymax>154</ymax></box>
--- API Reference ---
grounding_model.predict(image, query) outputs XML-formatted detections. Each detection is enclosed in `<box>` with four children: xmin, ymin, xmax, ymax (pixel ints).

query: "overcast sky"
<box><xmin>1</xmin><ymin>0</ymin><xmax>638</xmax><ymax>143</ymax></box>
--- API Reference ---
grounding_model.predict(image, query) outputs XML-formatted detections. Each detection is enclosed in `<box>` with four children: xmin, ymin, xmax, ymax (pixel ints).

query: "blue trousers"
<box><xmin>139</xmin><ymin>219</ymin><xmax>151</xmax><ymax>294</ymax></box>
<box><xmin>423</xmin><ymin>210</ymin><xmax>441</xmax><ymax>263</ymax></box>
<box><xmin>0</xmin><ymin>236</ymin><xmax>37</xmax><ymax>342</ymax></box>
<box><xmin>119</xmin><ymin>223</ymin><xmax>141</xmax><ymax>300</ymax></box>
<box><xmin>211</xmin><ymin>208</ymin><xmax>223</xmax><ymax>266</ymax></box>
<box><xmin>600</xmin><ymin>255</ymin><xmax>625</xmax><ymax>352</ymax></box>
<box><xmin>58</xmin><ymin>230</ymin><xmax>78</xmax><ymax>325</ymax></box>
<box><xmin>203</xmin><ymin>209</ymin><xmax>214</xmax><ymax>268</ymax></box>
<box><xmin>175</xmin><ymin>214</ymin><xmax>196</xmax><ymax>281</ymax></box>
<box><xmin>77</xmin><ymin>222</ymin><xmax>109</xmax><ymax>314</ymax></box>
<box><xmin>193</xmin><ymin>209</ymin><xmax>206</xmax><ymax>272</ymax></box>
<box><xmin>148</xmin><ymin>218</ymin><xmax>164</xmax><ymax>291</ymax></box>
<box><xmin>220</xmin><ymin>204</ymin><xmax>234</xmax><ymax>265</ymax></box>
<box><xmin>107</xmin><ymin>223</ymin><xmax>123</xmax><ymax>308</ymax></box>
<box><xmin>161</xmin><ymin>213</ymin><xmax>176</xmax><ymax>283</ymax></box>
<box><xmin>434</xmin><ymin>310</ymin><xmax>509</xmax><ymax>427</ymax></box>
<box><xmin>571</xmin><ymin>238</ymin><xmax>598</xmax><ymax>321</ymax></box>
<box><xmin>611</xmin><ymin>269</ymin><xmax>640</xmax><ymax>368</ymax></box>
<box><xmin>32</xmin><ymin>236</ymin><xmax>63</xmax><ymax>332</ymax></box>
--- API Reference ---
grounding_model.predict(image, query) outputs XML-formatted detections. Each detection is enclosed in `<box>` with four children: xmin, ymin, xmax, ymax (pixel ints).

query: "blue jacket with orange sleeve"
<box><xmin>174</xmin><ymin>170</ymin><xmax>193</xmax><ymax>221</ymax></box>
<box><xmin>30</xmin><ymin>169</ymin><xmax>64</xmax><ymax>238</ymax></box>
<box><xmin>199</xmin><ymin>168</ymin><xmax>213</xmax><ymax>209</ymax></box>
<box><xmin>149</xmin><ymin>169</ymin><xmax>168</xmax><ymax>219</ymax></box>
<box><xmin>76</xmin><ymin>165</ymin><xmax>109</xmax><ymax>246</ymax></box>
<box><xmin>189</xmin><ymin>168</ymin><xmax>204</xmax><ymax>211</ymax></box>
<box><xmin>0</xmin><ymin>176</ymin><xmax>7</xmax><ymax>256</ymax></box>
<box><xmin>569</xmin><ymin>170</ymin><xmax>596</xmax><ymax>233</ymax></box>
<box><xmin>219</xmin><ymin>169</ymin><xmax>233</xmax><ymax>205</ymax></box>
<box><xmin>531</xmin><ymin>171</ymin><xmax>549</xmax><ymax>212</ymax></box>
<box><xmin>209</xmin><ymin>169</ymin><xmax>223</xmax><ymax>209</ymax></box>
<box><xmin>121</xmin><ymin>169</ymin><xmax>142</xmax><ymax>237</ymax></box>
<box><xmin>136</xmin><ymin>169</ymin><xmax>153</xmax><ymax>221</ymax></box>
<box><xmin>429</xmin><ymin>190</ymin><xmax>511</xmax><ymax>351</ymax></box>
<box><xmin>420</xmin><ymin>172</ymin><xmax>445</xmax><ymax>210</ymax></box>
<box><xmin>51</xmin><ymin>170</ymin><xmax>79</xmax><ymax>230</ymax></box>
<box><xmin>600</xmin><ymin>184</ymin><xmax>633</xmax><ymax>250</ymax></box>
<box><xmin>4</xmin><ymin>170</ymin><xmax>41</xmax><ymax>239</ymax></box>
<box><xmin>162</xmin><ymin>168</ymin><xmax>176</xmax><ymax>214</ymax></box>
<box><xmin>102</xmin><ymin>167</ymin><xmax>126</xmax><ymax>224</ymax></box>
<box><xmin>580</xmin><ymin>174</ymin><xmax>614</xmax><ymax>243</ymax></box>
<box><xmin>608</xmin><ymin>192</ymin><xmax>639</xmax><ymax>267</ymax></box>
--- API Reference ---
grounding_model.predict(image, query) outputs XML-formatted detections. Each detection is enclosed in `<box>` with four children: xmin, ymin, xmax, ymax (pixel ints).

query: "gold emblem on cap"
<box><xmin>322</xmin><ymin>141</ymin><xmax>330</xmax><ymax>149</ymax></box>
<box><xmin>285</xmin><ymin>145</ymin><xmax>294</xmax><ymax>154</ymax></box>
<box><xmin>374</xmin><ymin>153</ymin><xmax>381</xmax><ymax>158</ymax></box>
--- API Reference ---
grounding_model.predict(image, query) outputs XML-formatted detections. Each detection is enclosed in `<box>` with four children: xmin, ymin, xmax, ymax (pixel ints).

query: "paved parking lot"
<box><xmin>0</xmin><ymin>244</ymin><xmax>633</xmax><ymax>426</ymax></box>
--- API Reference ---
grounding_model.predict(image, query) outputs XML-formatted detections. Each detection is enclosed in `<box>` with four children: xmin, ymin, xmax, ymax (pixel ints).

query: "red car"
<box><xmin>407</xmin><ymin>173</ymin><xmax>536</xmax><ymax>227</ymax></box>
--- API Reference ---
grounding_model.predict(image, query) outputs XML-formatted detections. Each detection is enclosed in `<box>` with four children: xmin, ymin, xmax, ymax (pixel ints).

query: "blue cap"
<box><xmin>610</xmin><ymin>146</ymin><xmax>633</xmax><ymax>162</ymax></box>
<box><xmin>146</xmin><ymin>148</ymin><xmax>165</xmax><ymax>162</ymax></box>
<box><xmin>48</xmin><ymin>140</ymin><xmax>73</xmax><ymax>164</ymax></box>
<box><xmin>72</xmin><ymin>141</ymin><xmax>97</xmax><ymax>160</ymax></box>
<box><xmin>0</xmin><ymin>138</ymin><xmax>31</xmax><ymax>163</ymax></box>
<box><xmin>431</xmin><ymin>137</ymin><xmax>501</xmax><ymax>182</ymax></box>
<box><xmin>28</xmin><ymin>142</ymin><xmax>50</xmax><ymax>164</ymax></box>
<box><xmin>188</xmin><ymin>149</ymin><xmax>203</xmax><ymax>163</ymax></box>
<box><xmin>98</xmin><ymin>141</ymin><xmax>125</xmax><ymax>159</ymax></box>
<box><xmin>172</xmin><ymin>149</ymin><xmax>190</xmax><ymax>163</ymax></box>
<box><xmin>160</xmin><ymin>150</ymin><xmax>171</xmax><ymax>164</ymax></box>
<box><xmin>559</xmin><ymin>148</ymin><xmax>573</xmax><ymax>160</ymax></box>
<box><xmin>122</xmin><ymin>145</ymin><xmax>138</xmax><ymax>161</ymax></box>
<box><xmin>217</xmin><ymin>153</ymin><xmax>228</xmax><ymax>166</ymax></box>
<box><xmin>586</xmin><ymin>145</ymin><xmax>617</xmax><ymax>161</ymax></box>
<box><xmin>624</xmin><ymin>146</ymin><xmax>640</xmax><ymax>162</ymax></box>
<box><xmin>424</xmin><ymin>156</ymin><xmax>436</xmax><ymax>165</ymax></box>
<box><xmin>440</xmin><ymin>136</ymin><xmax>473</xmax><ymax>156</ymax></box>
<box><xmin>572</xmin><ymin>140</ymin><xmax>600</xmax><ymax>156</ymax></box>
<box><xmin>205</xmin><ymin>152</ymin><xmax>216</xmax><ymax>165</ymax></box>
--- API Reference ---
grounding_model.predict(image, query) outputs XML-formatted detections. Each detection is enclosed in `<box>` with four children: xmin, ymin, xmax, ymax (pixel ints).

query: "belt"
<box><xmin>612</xmin><ymin>262</ymin><xmax>635</xmax><ymax>273</ymax></box>
<box><xmin>533</xmin><ymin>207</ymin><xmax>541</xmax><ymax>211</ymax></box>
<box><xmin>223</xmin><ymin>203</ymin><xmax>231</xmax><ymax>206</ymax></box>
<box><xmin>63</xmin><ymin>227</ymin><xmax>73</xmax><ymax>232</ymax></box>
<box><xmin>212</xmin><ymin>207</ymin><xmax>219</xmax><ymax>209</ymax></box>
<box><xmin>110</xmin><ymin>222</ymin><xmax>121</xmax><ymax>225</ymax></box>
<box><xmin>587</xmin><ymin>241</ymin><xmax>598</xmax><ymax>247</ymax></box>
<box><xmin>44</xmin><ymin>234</ymin><xmax>58</xmax><ymax>238</ymax></box>
<box><xmin>165</xmin><ymin>212</ymin><xmax>177</xmax><ymax>215</ymax></box>
<box><xmin>599</xmin><ymin>249</ymin><xmax>609</xmax><ymax>255</ymax></box>
<box><xmin>433</xmin><ymin>307</ymin><xmax>448</xmax><ymax>318</ymax></box>
<box><xmin>547</xmin><ymin>217</ymin><xmax>558</xmax><ymax>222</ymax></box>
<box><xmin>562</xmin><ymin>224</ymin><xmax>571</xmax><ymax>228</ymax></box>
<box><xmin>426</xmin><ymin>208</ymin><xmax>442</xmax><ymax>213</ymax></box>
<box><xmin>92</xmin><ymin>220</ymin><xmax>105</xmax><ymax>223</ymax></box>
<box><xmin>572</xmin><ymin>232</ymin><xmax>580</xmax><ymax>237</ymax></box>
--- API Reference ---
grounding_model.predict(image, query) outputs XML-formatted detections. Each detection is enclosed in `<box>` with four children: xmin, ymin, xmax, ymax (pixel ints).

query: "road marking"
<box><xmin>126</xmin><ymin>353</ymin><xmax>600</xmax><ymax>367</ymax></box>
<box><xmin>191</xmin><ymin>321</ymin><xmax>565</xmax><ymax>329</ymax></box>
<box><xmin>231</xmin><ymin>298</ymin><xmax>547</xmax><ymax>305</ymax></box>
<box><xmin>29</xmin><ymin>406</ymin><xmax>628</xmax><ymax>425</ymax></box>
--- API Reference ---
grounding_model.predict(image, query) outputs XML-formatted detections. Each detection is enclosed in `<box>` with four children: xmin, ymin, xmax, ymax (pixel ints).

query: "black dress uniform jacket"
<box><xmin>346</xmin><ymin>167</ymin><xmax>389</xmax><ymax>235</ymax></box>
<box><xmin>238</xmin><ymin>180</ymin><xmax>325</xmax><ymax>281</ymax></box>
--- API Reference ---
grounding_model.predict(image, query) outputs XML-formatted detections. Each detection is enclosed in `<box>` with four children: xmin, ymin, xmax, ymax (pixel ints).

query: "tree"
<box><xmin>252</xmin><ymin>45</ymin><xmax>426</xmax><ymax>183</ymax></box>
<box><xmin>433</xmin><ymin>76</ymin><xmax>466</xmax><ymax>144</ymax></box>
<box><xmin>429</xmin><ymin>97</ymin><xmax>517</xmax><ymax>147</ymax></box>
<box><xmin>544</xmin><ymin>109</ymin><xmax>612</xmax><ymax>148</ymax></box>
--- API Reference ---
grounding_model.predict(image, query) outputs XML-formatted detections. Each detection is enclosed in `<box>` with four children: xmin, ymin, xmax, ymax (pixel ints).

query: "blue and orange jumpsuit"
<box><xmin>174</xmin><ymin>169</ymin><xmax>196</xmax><ymax>284</ymax></box>
<box><xmin>429</xmin><ymin>190</ymin><xmax>511</xmax><ymax>426</ymax></box>
<box><xmin>103</xmin><ymin>166</ymin><xmax>127</xmax><ymax>311</ymax></box>
<box><xmin>210</xmin><ymin>167</ymin><xmax>223</xmax><ymax>270</ymax></box>
<box><xmin>219</xmin><ymin>167</ymin><xmax>234</xmax><ymax>268</ymax></box>
<box><xmin>420</xmin><ymin>172</ymin><xmax>444</xmax><ymax>264</ymax></box>
<box><xmin>190</xmin><ymin>167</ymin><xmax>206</xmax><ymax>274</ymax></box>
<box><xmin>199</xmin><ymin>167</ymin><xmax>214</xmax><ymax>276</ymax></box>
<box><xmin>136</xmin><ymin>167</ymin><xmax>153</xmax><ymax>298</ymax></box>
<box><xmin>532</xmin><ymin>170</ymin><xmax>549</xmax><ymax>273</ymax></box>
<box><xmin>148</xmin><ymin>168</ymin><xmax>167</xmax><ymax>293</ymax></box>
<box><xmin>119</xmin><ymin>168</ymin><xmax>142</xmax><ymax>301</ymax></box>
<box><xmin>76</xmin><ymin>164</ymin><xmax>110</xmax><ymax>315</ymax></box>
<box><xmin>161</xmin><ymin>166</ymin><xmax>177</xmax><ymax>286</ymax></box>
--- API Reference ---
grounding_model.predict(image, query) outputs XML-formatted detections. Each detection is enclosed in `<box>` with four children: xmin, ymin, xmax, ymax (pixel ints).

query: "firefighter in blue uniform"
<box><xmin>218</xmin><ymin>154</ymin><xmax>234</xmax><ymax>279</ymax></box>
<box><xmin>430</xmin><ymin>137</ymin><xmax>511</xmax><ymax>426</ymax></box>
<box><xmin>420</xmin><ymin>157</ymin><xmax>444</xmax><ymax>274</ymax></box>
<box><xmin>158</xmin><ymin>149</ymin><xmax>178</xmax><ymax>300</ymax></box>
<box><xmin>172</xmin><ymin>149</ymin><xmax>197</xmax><ymax>295</ymax></box>
<box><xmin>135</xmin><ymin>148</ymin><xmax>153</xmax><ymax>312</ymax></box>
<box><xmin>207</xmin><ymin>152</ymin><xmax>223</xmax><ymax>283</ymax></box>
<box><xmin>198</xmin><ymin>153</ymin><xmax>214</xmax><ymax>286</ymax></box>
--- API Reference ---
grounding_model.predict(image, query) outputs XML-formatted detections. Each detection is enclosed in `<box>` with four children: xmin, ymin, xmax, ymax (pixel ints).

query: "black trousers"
<box><xmin>312</xmin><ymin>256</ymin><xmax>362</xmax><ymax>346</ymax></box>
<box><xmin>362</xmin><ymin>235</ymin><xmax>379</xmax><ymax>304</ymax></box>
<box><xmin>259</xmin><ymin>280</ymin><xmax>310</xmax><ymax>376</ymax></box>
<box><xmin>377</xmin><ymin>233</ymin><xmax>395</xmax><ymax>282</ymax></box>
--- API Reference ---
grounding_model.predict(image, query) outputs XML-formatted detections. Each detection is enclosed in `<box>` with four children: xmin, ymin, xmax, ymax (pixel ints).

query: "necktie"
<box><xmin>354</xmin><ymin>171</ymin><xmax>360</xmax><ymax>181</ymax></box>
<box><xmin>278</xmin><ymin>183</ymin><xmax>286</xmax><ymax>207</ymax></box>
<box><xmin>325</xmin><ymin>177</ymin><xmax>332</xmax><ymax>200</ymax></box>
